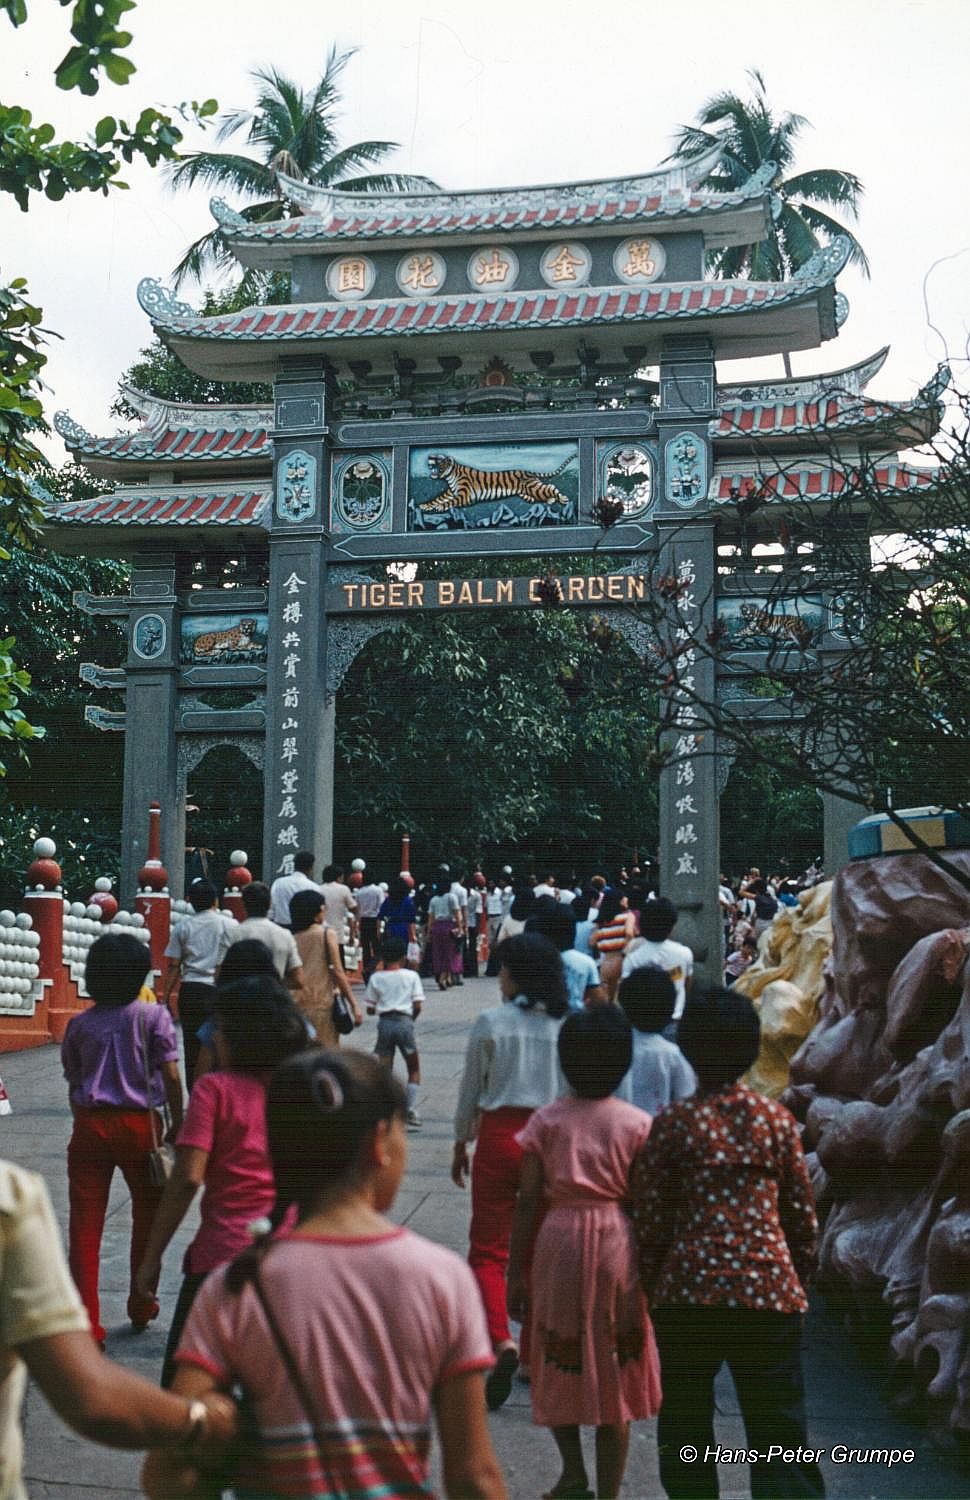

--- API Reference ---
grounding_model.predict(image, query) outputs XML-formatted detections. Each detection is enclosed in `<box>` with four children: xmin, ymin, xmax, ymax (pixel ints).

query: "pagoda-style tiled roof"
<box><xmin>709</xmin><ymin>460</ymin><xmax>936</xmax><ymax>504</ymax></box>
<box><xmin>712</xmin><ymin>361</ymin><xmax>949</xmax><ymax>446</ymax></box>
<box><xmin>718</xmin><ymin>346</ymin><xmax>890</xmax><ymax>402</ymax></box>
<box><xmin>212</xmin><ymin>153</ymin><xmax>777</xmax><ymax>261</ymax></box>
<box><xmin>54</xmin><ymin>390</ymin><xmax>270</xmax><ymax>477</ymax></box>
<box><xmin>137</xmin><ymin>240</ymin><xmax>849</xmax><ymax>379</ymax></box>
<box><xmin>46</xmin><ymin>486</ymin><xmax>269</xmax><ymax>528</ymax></box>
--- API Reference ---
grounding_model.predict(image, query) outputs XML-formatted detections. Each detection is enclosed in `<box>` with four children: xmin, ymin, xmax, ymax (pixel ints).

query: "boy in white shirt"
<box><xmin>366</xmin><ymin>936</ymin><xmax>425</xmax><ymax>1129</ymax></box>
<box><xmin>621</xmin><ymin>897</ymin><xmax>694</xmax><ymax>1029</ymax></box>
<box><xmin>614</xmin><ymin>966</ymin><xmax>696</xmax><ymax>1115</ymax></box>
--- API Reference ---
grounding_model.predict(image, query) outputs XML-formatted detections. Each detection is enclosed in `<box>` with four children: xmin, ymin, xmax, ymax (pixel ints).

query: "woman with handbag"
<box><xmin>289</xmin><ymin>889</ymin><xmax>363</xmax><ymax>1045</ymax></box>
<box><xmin>144</xmin><ymin>1049</ymin><xmax>506</xmax><ymax>1500</ymax></box>
<box><xmin>135</xmin><ymin>974</ymin><xmax>310</xmax><ymax>1386</ymax></box>
<box><xmin>61</xmin><ymin>932</ymin><xmax>184</xmax><ymax>1347</ymax></box>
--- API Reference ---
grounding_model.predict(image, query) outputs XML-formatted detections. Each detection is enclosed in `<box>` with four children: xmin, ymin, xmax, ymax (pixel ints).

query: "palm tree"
<box><xmin>667</xmin><ymin>69</ymin><xmax>868</xmax><ymax>285</ymax></box>
<box><xmin>167</xmin><ymin>47</ymin><xmax>437</xmax><ymax>288</ymax></box>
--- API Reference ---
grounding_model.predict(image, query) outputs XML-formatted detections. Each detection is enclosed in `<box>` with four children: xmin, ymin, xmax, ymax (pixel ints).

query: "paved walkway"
<box><xmin>1</xmin><ymin>976</ymin><xmax>965</xmax><ymax>1497</ymax></box>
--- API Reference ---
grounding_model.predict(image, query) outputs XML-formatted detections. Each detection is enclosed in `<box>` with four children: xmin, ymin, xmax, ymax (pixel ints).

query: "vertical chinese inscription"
<box><xmin>273</xmin><ymin>570</ymin><xmax>307</xmax><ymax>875</ymax></box>
<box><xmin>669</xmin><ymin>556</ymin><xmax>701</xmax><ymax>879</ymax></box>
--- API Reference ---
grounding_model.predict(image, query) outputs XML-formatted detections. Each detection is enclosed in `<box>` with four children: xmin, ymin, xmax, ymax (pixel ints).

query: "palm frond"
<box><xmin>774</xmin><ymin>202</ymin><xmax>820</xmax><ymax>273</ymax></box>
<box><xmin>783</xmin><ymin>167</ymin><xmax>864</xmax><ymax>213</ymax></box>
<box><xmin>165</xmin><ymin>150</ymin><xmax>273</xmax><ymax>199</ymax></box>
<box><xmin>794</xmin><ymin>204</ymin><xmax>871</xmax><ymax>277</ymax></box>
<box><xmin>332</xmin><ymin>170</ymin><xmax>440</xmax><ymax>194</ymax></box>
<box><xmin>171</xmin><ymin>229</ymin><xmax>239</xmax><ymax>290</ymax></box>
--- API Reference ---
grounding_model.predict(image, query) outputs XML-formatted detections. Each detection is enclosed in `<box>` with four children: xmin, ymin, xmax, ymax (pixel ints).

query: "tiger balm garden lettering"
<box><xmin>327</xmin><ymin>572</ymin><xmax>649</xmax><ymax>613</ymax></box>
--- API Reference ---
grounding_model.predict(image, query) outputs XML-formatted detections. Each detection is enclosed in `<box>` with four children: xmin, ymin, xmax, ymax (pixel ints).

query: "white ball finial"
<box><xmin>33</xmin><ymin>837</ymin><xmax>56</xmax><ymax>859</ymax></box>
<box><xmin>94</xmin><ymin>876</ymin><xmax>113</xmax><ymax>892</ymax></box>
<box><xmin>351</xmin><ymin>858</ymin><xmax>366</xmax><ymax>872</ymax></box>
<box><xmin>229</xmin><ymin>850</ymin><xmax>248</xmax><ymax>867</ymax></box>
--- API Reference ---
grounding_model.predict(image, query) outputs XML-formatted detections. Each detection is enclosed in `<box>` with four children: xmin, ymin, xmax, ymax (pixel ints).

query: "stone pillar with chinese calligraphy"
<box><xmin>121</xmin><ymin>556</ymin><xmax>181</xmax><ymax>903</ymax></box>
<box><xmin>655</xmin><ymin>337</ymin><xmax>722</xmax><ymax>979</ymax></box>
<box><xmin>263</xmin><ymin>359</ymin><xmax>334</xmax><ymax>878</ymax></box>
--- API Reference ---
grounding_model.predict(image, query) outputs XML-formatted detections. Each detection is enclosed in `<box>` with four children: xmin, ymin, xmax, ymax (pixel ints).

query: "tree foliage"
<box><xmin>667</xmin><ymin>69</ymin><xmax>868</xmax><ymax>281</ymax></box>
<box><xmin>165</xmin><ymin>48</ymin><xmax>436</xmax><ymax>287</ymax></box>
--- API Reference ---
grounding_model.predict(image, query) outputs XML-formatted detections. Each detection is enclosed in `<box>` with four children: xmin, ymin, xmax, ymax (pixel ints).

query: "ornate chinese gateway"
<box><xmin>46</xmin><ymin>150</ymin><xmax>944</xmax><ymax>973</ymax></box>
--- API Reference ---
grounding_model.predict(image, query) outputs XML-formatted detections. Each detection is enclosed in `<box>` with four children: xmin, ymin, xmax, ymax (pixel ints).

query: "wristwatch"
<box><xmin>181</xmin><ymin>1398</ymin><xmax>210</xmax><ymax>1448</ymax></box>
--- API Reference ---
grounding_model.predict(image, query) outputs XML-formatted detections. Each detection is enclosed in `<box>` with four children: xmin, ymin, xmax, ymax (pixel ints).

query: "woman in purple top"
<box><xmin>61</xmin><ymin>932</ymin><xmax>183</xmax><ymax>1346</ymax></box>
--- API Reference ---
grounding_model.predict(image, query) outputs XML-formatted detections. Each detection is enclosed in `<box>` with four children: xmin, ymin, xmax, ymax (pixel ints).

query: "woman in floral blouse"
<box><xmin>631</xmin><ymin>986</ymin><xmax>823</xmax><ymax>1500</ymax></box>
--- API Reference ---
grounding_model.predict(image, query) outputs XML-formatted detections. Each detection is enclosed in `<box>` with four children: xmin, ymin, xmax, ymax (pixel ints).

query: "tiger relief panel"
<box><xmin>715</xmin><ymin>595</ymin><xmax>826</xmax><ymax>652</ymax></box>
<box><xmin>180</xmin><ymin>613</ymin><xmax>270</xmax><ymax>665</ymax></box>
<box><xmin>408</xmin><ymin>442</ymin><xmax>579</xmax><ymax>531</ymax></box>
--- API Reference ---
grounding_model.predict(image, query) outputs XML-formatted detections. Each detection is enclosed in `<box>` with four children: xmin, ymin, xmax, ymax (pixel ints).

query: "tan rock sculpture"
<box><xmin>783</xmin><ymin>849</ymin><xmax>970</xmax><ymax>1447</ymax></box>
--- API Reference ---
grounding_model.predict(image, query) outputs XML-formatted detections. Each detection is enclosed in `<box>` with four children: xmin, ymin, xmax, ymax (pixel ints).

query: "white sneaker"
<box><xmin>406</xmin><ymin>1110</ymin><xmax>422</xmax><ymax>1130</ymax></box>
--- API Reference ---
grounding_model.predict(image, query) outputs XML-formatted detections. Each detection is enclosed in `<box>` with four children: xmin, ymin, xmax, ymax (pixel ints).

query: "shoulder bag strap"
<box><xmin>136</xmin><ymin>1007</ymin><xmax>163</xmax><ymax>1152</ymax></box>
<box><xmin>251</xmin><ymin>1265</ymin><xmax>334</xmax><ymax>1486</ymax></box>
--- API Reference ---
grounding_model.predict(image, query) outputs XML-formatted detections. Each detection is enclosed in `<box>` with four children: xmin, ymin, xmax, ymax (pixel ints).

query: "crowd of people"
<box><xmin>0</xmin><ymin>847</ymin><xmax>828</xmax><ymax>1500</ymax></box>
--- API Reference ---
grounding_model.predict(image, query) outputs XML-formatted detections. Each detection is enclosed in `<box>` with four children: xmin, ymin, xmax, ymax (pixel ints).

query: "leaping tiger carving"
<box><xmin>736</xmin><ymin>602</ymin><xmax>814</xmax><ymax>649</ymax></box>
<box><xmin>418</xmin><ymin>453</ymin><xmax>571</xmax><ymax>513</ymax></box>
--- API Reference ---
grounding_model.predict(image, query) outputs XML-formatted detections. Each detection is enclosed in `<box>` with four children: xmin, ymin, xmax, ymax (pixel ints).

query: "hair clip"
<box><xmin>311</xmin><ymin>1066</ymin><xmax>344</xmax><ymax>1114</ymax></box>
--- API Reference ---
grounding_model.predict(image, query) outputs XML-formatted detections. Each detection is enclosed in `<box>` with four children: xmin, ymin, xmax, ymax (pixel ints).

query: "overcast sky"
<box><xmin>5</xmin><ymin>0</ymin><xmax>969</xmax><ymax>461</ymax></box>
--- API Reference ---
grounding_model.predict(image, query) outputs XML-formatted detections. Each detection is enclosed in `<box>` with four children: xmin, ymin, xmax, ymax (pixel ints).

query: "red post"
<box><xmin>223</xmin><ymin>849</ymin><xmax>252</xmax><ymax>922</ymax></box>
<box><xmin>135</xmin><ymin>801</ymin><xmax>171</xmax><ymax>983</ymax></box>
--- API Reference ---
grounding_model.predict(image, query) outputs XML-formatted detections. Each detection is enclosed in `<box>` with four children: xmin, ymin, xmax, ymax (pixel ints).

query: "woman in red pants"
<box><xmin>451</xmin><ymin>932</ymin><xmax>567</xmax><ymax>1409</ymax></box>
<box><xmin>61</xmin><ymin>932</ymin><xmax>183</xmax><ymax>1346</ymax></box>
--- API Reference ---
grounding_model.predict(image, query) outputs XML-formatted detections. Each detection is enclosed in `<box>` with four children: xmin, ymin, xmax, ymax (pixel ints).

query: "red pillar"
<box><xmin>223</xmin><ymin>849</ymin><xmax>253</xmax><ymax>923</ymax></box>
<box><xmin>135</xmin><ymin>801</ymin><xmax>171</xmax><ymax>984</ymax></box>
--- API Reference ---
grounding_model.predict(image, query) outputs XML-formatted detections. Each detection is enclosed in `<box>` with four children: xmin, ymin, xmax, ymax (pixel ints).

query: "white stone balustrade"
<box><xmin>0</xmin><ymin>911</ymin><xmax>42</xmax><ymax>1015</ymax></box>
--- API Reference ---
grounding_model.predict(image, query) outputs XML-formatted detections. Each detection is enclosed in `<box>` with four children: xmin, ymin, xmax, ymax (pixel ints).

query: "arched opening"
<box><xmin>182</xmin><ymin>743</ymin><xmax>263</xmax><ymax>886</ymax></box>
<box><xmin>332</xmin><ymin>598</ymin><xmax>657</xmax><ymax>879</ymax></box>
<box><xmin>720</xmin><ymin>751</ymin><xmax>822</xmax><ymax>884</ymax></box>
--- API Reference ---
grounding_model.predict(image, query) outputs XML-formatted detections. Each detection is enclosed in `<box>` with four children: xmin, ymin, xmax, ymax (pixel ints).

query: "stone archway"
<box><xmin>174</xmin><ymin>736</ymin><xmax>265</xmax><ymax>894</ymax></box>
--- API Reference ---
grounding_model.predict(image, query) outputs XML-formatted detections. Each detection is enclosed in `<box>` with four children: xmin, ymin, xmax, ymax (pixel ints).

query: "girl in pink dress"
<box><xmin>507</xmin><ymin>1006</ymin><xmax>661</xmax><ymax>1500</ymax></box>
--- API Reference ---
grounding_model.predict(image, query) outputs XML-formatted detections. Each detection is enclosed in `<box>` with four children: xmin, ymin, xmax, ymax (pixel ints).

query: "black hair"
<box><xmin>380</xmin><ymin>934</ymin><xmax>407</xmax><ymax>964</ymax></box>
<box><xmin>212</xmin><ymin>975</ymin><xmax>309</xmax><ymax>1075</ymax></box>
<box><xmin>639</xmin><ymin>897</ymin><xmax>678</xmax><ymax>942</ymax></box>
<box><xmin>677</xmin><ymin>985</ymin><xmax>761</xmax><ymax>1088</ymax></box>
<box><xmin>558</xmin><ymin>1007</ymin><xmax>632</xmax><ymax>1097</ymax></box>
<box><xmin>387</xmin><ymin>875</ymin><xmax>409</xmax><ymax>902</ymax></box>
<box><xmin>509</xmin><ymin>886</ymin><xmax>537</xmax><ymax>922</ymax></box>
<box><xmin>84</xmin><ymin>932</ymin><xmax>151</xmax><ymax>1008</ymax></box>
<box><xmin>321</xmin><ymin>863</ymin><xmax>342</xmax><ymax>882</ymax></box>
<box><xmin>289</xmin><ymin>888</ymin><xmax>326</xmax><ymax>933</ymax></box>
<box><xmin>525</xmin><ymin>903</ymin><xmax>576</xmax><ymax>953</ymax></box>
<box><xmin>217</xmin><ymin>938</ymin><xmax>277</xmax><ymax>988</ymax></box>
<box><xmin>241</xmin><ymin>880</ymin><xmax>272</xmax><ymax>917</ymax></box>
<box><xmin>495</xmin><ymin>932</ymin><xmax>568</xmax><ymax>1017</ymax></box>
<box><xmin>618</xmin><ymin>965</ymin><xmax>676</xmax><ymax>1033</ymax></box>
<box><xmin>226</xmin><ymin>1049</ymin><xmax>405</xmax><ymax>1292</ymax></box>
<box><xmin>188</xmin><ymin>879</ymin><xmax>219</xmax><ymax>913</ymax></box>
<box><xmin>293</xmin><ymin>850</ymin><xmax>315</xmax><ymax>874</ymax></box>
<box><xmin>596</xmin><ymin>889</ymin><xmax>625</xmax><ymax>925</ymax></box>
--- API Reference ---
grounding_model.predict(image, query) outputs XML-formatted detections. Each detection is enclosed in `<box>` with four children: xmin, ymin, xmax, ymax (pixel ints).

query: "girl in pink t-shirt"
<box><xmin>507</xmin><ymin>1006</ymin><xmax>660</xmax><ymax>1500</ymax></box>
<box><xmin>143</xmin><ymin>1049</ymin><xmax>506</xmax><ymax>1500</ymax></box>
<box><xmin>136</xmin><ymin>974</ymin><xmax>309</xmax><ymax>1386</ymax></box>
